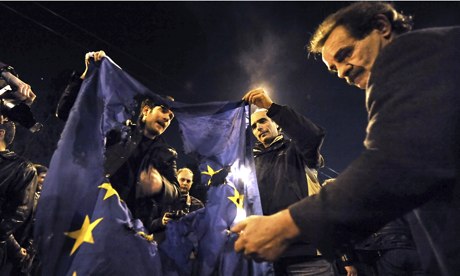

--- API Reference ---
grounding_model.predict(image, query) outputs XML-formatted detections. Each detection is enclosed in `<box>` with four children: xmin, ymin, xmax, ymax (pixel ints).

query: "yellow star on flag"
<box><xmin>65</xmin><ymin>215</ymin><xmax>103</xmax><ymax>255</ymax></box>
<box><xmin>98</xmin><ymin>182</ymin><xmax>120</xmax><ymax>200</ymax></box>
<box><xmin>201</xmin><ymin>165</ymin><xmax>222</xmax><ymax>185</ymax></box>
<box><xmin>228</xmin><ymin>186</ymin><xmax>244</xmax><ymax>209</ymax></box>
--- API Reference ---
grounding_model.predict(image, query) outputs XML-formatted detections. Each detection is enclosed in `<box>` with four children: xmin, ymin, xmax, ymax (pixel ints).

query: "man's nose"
<box><xmin>337</xmin><ymin>63</ymin><xmax>351</xmax><ymax>79</ymax></box>
<box><xmin>257</xmin><ymin>124</ymin><xmax>263</xmax><ymax>131</ymax></box>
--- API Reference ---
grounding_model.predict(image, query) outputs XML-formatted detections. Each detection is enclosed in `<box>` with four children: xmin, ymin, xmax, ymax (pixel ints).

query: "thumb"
<box><xmin>230</xmin><ymin>219</ymin><xmax>248</xmax><ymax>233</ymax></box>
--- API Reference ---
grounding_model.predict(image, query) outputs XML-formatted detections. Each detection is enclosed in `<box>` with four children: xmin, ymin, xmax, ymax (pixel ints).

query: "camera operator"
<box><xmin>150</xmin><ymin>168</ymin><xmax>204</xmax><ymax>243</ymax></box>
<box><xmin>0</xmin><ymin>61</ymin><xmax>41</xmax><ymax>133</ymax></box>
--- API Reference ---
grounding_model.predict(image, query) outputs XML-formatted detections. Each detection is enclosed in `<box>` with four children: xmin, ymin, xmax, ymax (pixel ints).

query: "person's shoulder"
<box><xmin>3</xmin><ymin>151</ymin><xmax>36</xmax><ymax>173</ymax></box>
<box><xmin>374</xmin><ymin>26</ymin><xmax>460</xmax><ymax>74</ymax></box>
<box><xmin>392</xmin><ymin>26</ymin><xmax>460</xmax><ymax>47</ymax></box>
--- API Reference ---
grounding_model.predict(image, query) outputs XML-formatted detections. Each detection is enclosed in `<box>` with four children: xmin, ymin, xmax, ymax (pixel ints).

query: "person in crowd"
<box><xmin>233</xmin><ymin>2</ymin><xmax>460</xmax><ymax>275</ymax></box>
<box><xmin>0</xmin><ymin>119</ymin><xmax>37</xmax><ymax>272</ymax></box>
<box><xmin>242</xmin><ymin>88</ymin><xmax>336</xmax><ymax>275</ymax></box>
<box><xmin>149</xmin><ymin>167</ymin><xmax>205</xmax><ymax>242</ymax></box>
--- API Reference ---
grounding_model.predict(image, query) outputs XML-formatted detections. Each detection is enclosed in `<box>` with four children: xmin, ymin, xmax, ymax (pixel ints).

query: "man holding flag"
<box><xmin>243</xmin><ymin>88</ymin><xmax>334</xmax><ymax>275</ymax></box>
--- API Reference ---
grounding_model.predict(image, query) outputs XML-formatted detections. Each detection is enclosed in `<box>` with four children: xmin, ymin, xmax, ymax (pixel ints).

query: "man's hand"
<box><xmin>1</xmin><ymin>71</ymin><xmax>36</xmax><ymax>105</ymax></box>
<box><xmin>231</xmin><ymin>209</ymin><xmax>300</xmax><ymax>262</ymax></box>
<box><xmin>344</xmin><ymin>265</ymin><xmax>358</xmax><ymax>276</ymax></box>
<box><xmin>81</xmin><ymin>50</ymin><xmax>106</xmax><ymax>79</ymax></box>
<box><xmin>137</xmin><ymin>165</ymin><xmax>163</xmax><ymax>197</ymax></box>
<box><xmin>242</xmin><ymin>88</ymin><xmax>273</xmax><ymax>109</ymax></box>
<box><xmin>162</xmin><ymin>212</ymin><xmax>173</xmax><ymax>225</ymax></box>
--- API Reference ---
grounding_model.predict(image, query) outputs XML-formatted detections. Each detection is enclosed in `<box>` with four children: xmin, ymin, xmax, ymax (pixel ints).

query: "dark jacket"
<box><xmin>289</xmin><ymin>27</ymin><xmax>460</xmax><ymax>276</ymax></box>
<box><xmin>0</xmin><ymin>150</ymin><xmax>37</xmax><ymax>269</ymax></box>
<box><xmin>254</xmin><ymin>103</ymin><xmax>325</xmax><ymax>258</ymax></box>
<box><xmin>0</xmin><ymin>151</ymin><xmax>37</xmax><ymax>242</ymax></box>
<box><xmin>57</xmin><ymin>74</ymin><xmax>180</xmax><ymax>235</ymax></box>
<box><xmin>106</xmin><ymin>130</ymin><xmax>180</xmax><ymax>231</ymax></box>
<box><xmin>354</xmin><ymin>217</ymin><xmax>416</xmax><ymax>251</ymax></box>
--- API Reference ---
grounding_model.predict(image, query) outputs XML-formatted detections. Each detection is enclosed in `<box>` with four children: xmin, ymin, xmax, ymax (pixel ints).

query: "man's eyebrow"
<box><xmin>251</xmin><ymin>118</ymin><xmax>266</xmax><ymax>127</ymax></box>
<box><xmin>334</xmin><ymin>46</ymin><xmax>353</xmax><ymax>62</ymax></box>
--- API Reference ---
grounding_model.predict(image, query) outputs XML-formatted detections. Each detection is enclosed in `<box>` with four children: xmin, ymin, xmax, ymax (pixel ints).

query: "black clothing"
<box><xmin>253</xmin><ymin>103</ymin><xmax>325</xmax><ymax>259</ymax></box>
<box><xmin>288</xmin><ymin>27</ymin><xmax>460</xmax><ymax>275</ymax></box>
<box><xmin>354</xmin><ymin>217</ymin><xmax>424</xmax><ymax>275</ymax></box>
<box><xmin>0</xmin><ymin>151</ymin><xmax>37</xmax><ymax>241</ymax></box>
<box><xmin>55</xmin><ymin>71</ymin><xmax>82</xmax><ymax>121</ymax></box>
<box><xmin>58</xmin><ymin>74</ymin><xmax>180</xmax><ymax>236</ymax></box>
<box><xmin>0</xmin><ymin>150</ymin><xmax>37</xmax><ymax>269</ymax></box>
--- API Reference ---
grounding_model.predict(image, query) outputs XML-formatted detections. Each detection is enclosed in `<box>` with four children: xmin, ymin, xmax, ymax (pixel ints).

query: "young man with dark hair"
<box><xmin>56</xmin><ymin>51</ymin><xmax>180</xmax><ymax>238</ymax></box>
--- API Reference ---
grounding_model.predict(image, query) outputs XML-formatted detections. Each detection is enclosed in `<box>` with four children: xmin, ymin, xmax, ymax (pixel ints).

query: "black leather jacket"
<box><xmin>354</xmin><ymin>217</ymin><xmax>416</xmax><ymax>251</ymax></box>
<box><xmin>0</xmin><ymin>150</ymin><xmax>37</xmax><ymax>241</ymax></box>
<box><xmin>57</xmin><ymin>72</ymin><xmax>180</xmax><ymax>236</ymax></box>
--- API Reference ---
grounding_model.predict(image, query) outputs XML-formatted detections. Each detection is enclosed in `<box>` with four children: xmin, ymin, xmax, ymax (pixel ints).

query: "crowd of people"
<box><xmin>2</xmin><ymin>2</ymin><xmax>460</xmax><ymax>275</ymax></box>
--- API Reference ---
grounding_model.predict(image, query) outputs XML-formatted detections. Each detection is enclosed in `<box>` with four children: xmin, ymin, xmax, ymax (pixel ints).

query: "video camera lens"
<box><xmin>0</xmin><ymin>88</ymin><xmax>42</xmax><ymax>133</ymax></box>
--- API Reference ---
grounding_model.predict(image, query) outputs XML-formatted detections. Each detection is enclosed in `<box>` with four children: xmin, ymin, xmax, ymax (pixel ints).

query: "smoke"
<box><xmin>238</xmin><ymin>30</ymin><xmax>297</xmax><ymax>101</ymax></box>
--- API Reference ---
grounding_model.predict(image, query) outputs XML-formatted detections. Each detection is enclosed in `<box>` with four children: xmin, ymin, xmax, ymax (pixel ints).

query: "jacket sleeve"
<box><xmin>0</xmin><ymin>162</ymin><xmax>37</xmax><ymax>241</ymax></box>
<box><xmin>55</xmin><ymin>71</ymin><xmax>83</xmax><ymax>121</ymax></box>
<box><xmin>267</xmin><ymin>103</ymin><xmax>325</xmax><ymax>168</ymax></box>
<box><xmin>288</xmin><ymin>29</ymin><xmax>460</xmax><ymax>259</ymax></box>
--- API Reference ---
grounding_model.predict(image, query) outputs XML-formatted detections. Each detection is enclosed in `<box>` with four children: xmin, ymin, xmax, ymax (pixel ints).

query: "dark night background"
<box><xmin>2</xmin><ymin>1</ymin><xmax>460</xmax><ymax>185</ymax></box>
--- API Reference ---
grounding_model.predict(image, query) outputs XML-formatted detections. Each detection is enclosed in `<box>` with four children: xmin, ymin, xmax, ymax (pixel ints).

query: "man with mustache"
<box><xmin>233</xmin><ymin>2</ymin><xmax>460</xmax><ymax>275</ymax></box>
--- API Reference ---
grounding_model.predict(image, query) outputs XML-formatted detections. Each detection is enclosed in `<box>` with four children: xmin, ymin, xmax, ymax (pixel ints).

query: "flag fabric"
<box><xmin>34</xmin><ymin>58</ymin><xmax>164</xmax><ymax>275</ymax></box>
<box><xmin>34</xmin><ymin>57</ymin><xmax>271</xmax><ymax>275</ymax></box>
<box><xmin>160</xmin><ymin>101</ymin><xmax>272</xmax><ymax>275</ymax></box>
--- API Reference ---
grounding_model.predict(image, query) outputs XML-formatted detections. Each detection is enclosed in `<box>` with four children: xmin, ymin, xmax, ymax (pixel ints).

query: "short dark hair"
<box><xmin>140</xmin><ymin>95</ymin><xmax>175</xmax><ymax>110</ymax></box>
<box><xmin>34</xmin><ymin>164</ymin><xmax>48</xmax><ymax>175</ymax></box>
<box><xmin>0</xmin><ymin>121</ymin><xmax>16</xmax><ymax>146</ymax></box>
<box><xmin>138</xmin><ymin>95</ymin><xmax>175</xmax><ymax>127</ymax></box>
<box><xmin>308</xmin><ymin>2</ymin><xmax>413</xmax><ymax>54</ymax></box>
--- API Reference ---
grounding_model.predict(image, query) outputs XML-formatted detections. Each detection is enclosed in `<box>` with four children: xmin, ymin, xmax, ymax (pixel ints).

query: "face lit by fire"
<box><xmin>177</xmin><ymin>169</ymin><xmax>193</xmax><ymax>194</ymax></box>
<box><xmin>142</xmin><ymin>105</ymin><xmax>174</xmax><ymax>138</ymax></box>
<box><xmin>321</xmin><ymin>20</ymin><xmax>393</xmax><ymax>90</ymax></box>
<box><xmin>251</xmin><ymin>110</ymin><xmax>279</xmax><ymax>148</ymax></box>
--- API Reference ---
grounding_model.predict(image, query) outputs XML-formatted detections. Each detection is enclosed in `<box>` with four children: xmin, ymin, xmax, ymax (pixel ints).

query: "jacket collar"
<box><xmin>253</xmin><ymin>135</ymin><xmax>286</xmax><ymax>155</ymax></box>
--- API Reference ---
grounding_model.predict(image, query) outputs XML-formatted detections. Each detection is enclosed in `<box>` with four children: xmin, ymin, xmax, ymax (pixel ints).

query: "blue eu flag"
<box><xmin>34</xmin><ymin>58</ymin><xmax>164</xmax><ymax>275</ymax></box>
<box><xmin>160</xmin><ymin>101</ymin><xmax>272</xmax><ymax>275</ymax></box>
<box><xmin>35</xmin><ymin>57</ymin><xmax>271</xmax><ymax>275</ymax></box>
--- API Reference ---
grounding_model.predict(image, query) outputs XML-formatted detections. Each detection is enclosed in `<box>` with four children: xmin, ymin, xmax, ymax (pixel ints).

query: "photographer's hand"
<box><xmin>162</xmin><ymin>212</ymin><xmax>173</xmax><ymax>225</ymax></box>
<box><xmin>1</xmin><ymin>71</ymin><xmax>36</xmax><ymax>106</ymax></box>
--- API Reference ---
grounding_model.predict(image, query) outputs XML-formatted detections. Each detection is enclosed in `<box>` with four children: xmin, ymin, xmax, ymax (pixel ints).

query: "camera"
<box><xmin>167</xmin><ymin>209</ymin><xmax>189</xmax><ymax>220</ymax></box>
<box><xmin>0</xmin><ymin>84</ymin><xmax>42</xmax><ymax>133</ymax></box>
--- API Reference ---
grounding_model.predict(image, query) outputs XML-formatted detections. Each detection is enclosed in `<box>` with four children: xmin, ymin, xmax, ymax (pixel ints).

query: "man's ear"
<box><xmin>373</xmin><ymin>14</ymin><xmax>393</xmax><ymax>39</ymax></box>
<box><xmin>0</xmin><ymin>129</ymin><xmax>5</xmax><ymax>140</ymax></box>
<box><xmin>141</xmin><ymin>106</ymin><xmax>151</xmax><ymax>121</ymax></box>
